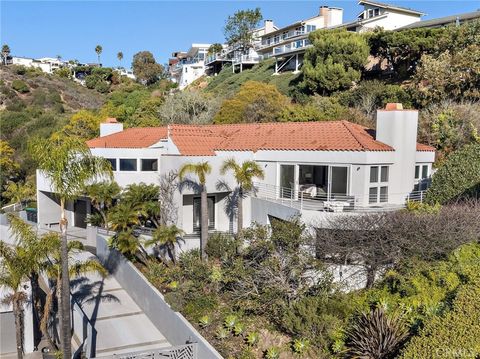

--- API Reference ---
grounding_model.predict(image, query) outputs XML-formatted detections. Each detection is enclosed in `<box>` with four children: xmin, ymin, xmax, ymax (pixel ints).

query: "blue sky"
<box><xmin>1</xmin><ymin>1</ymin><xmax>479</xmax><ymax>67</ymax></box>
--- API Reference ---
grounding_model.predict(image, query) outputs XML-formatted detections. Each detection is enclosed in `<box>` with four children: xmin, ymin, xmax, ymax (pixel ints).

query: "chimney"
<box><xmin>319</xmin><ymin>6</ymin><xmax>330</xmax><ymax>27</ymax></box>
<box><xmin>100</xmin><ymin>118</ymin><xmax>123</xmax><ymax>137</ymax></box>
<box><xmin>264</xmin><ymin>19</ymin><xmax>275</xmax><ymax>34</ymax></box>
<box><xmin>376</xmin><ymin>103</ymin><xmax>419</xmax><ymax>202</ymax></box>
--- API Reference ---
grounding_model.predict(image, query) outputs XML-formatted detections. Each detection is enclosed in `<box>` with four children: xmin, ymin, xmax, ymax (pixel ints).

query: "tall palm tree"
<box><xmin>41</xmin><ymin>238</ymin><xmax>107</xmax><ymax>348</ymax></box>
<box><xmin>29</xmin><ymin>134</ymin><xmax>112</xmax><ymax>359</ymax></box>
<box><xmin>85</xmin><ymin>181</ymin><xmax>121</xmax><ymax>228</ymax></box>
<box><xmin>95</xmin><ymin>45</ymin><xmax>103</xmax><ymax>65</ymax></box>
<box><xmin>1</xmin><ymin>44</ymin><xmax>11</xmax><ymax>65</ymax></box>
<box><xmin>220</xmin><ymin>159</ymin><xmax>264</xmax><ymax>233</ymax></box>
<box><xmin>145</xmin><ymin>225</ymin><xmax>184</xmax><ymax>264</ymax></box>
<box><xmin>0</xmin><ymin>241</ymin><xmax>30</xmax><ymax>359</ymax></box>
<box><xmin>117</xmin><ymin>51</ymin><xmax>123</xmax><ymax>68</ymax></box>
<box><xmin>179</xmin><ymin>162</ymin><xmax>211</xmax><ymax>260</ymax></box>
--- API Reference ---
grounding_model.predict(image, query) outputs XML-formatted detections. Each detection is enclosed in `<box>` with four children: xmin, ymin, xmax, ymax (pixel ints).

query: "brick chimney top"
<box><xmin>385</xmin><ymin>103</ymin><xmax>403</xmax><ymax>111</ymax></box>
<box><xmin>104</xmin><ymin>117</ymin><xmax>118</xmax><ymax>123</ymax></box>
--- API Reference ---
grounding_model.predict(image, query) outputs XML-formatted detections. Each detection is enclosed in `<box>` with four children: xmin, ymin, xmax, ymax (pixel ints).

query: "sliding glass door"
<box><xmin>280</xmin><ymin>164</ymin><xmax>295</xmax><ymax>199</ymax></box>
<box><xmin>330</xmin><ymin>166</ymin><xmax>348</xmax><ymax>198</ymax></box>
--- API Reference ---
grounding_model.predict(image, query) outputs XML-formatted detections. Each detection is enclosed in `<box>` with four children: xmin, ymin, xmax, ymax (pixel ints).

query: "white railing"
<box><xmin>253</xmin><ymin>182</ymin><xmax>426</xmax><ymax>213</ymax></box>
<box><xmin>1</xmin><ymin>202</ymin><xmax>23</xmax><ymax>213</ymax></box>
<box><xmin>233</xmin><ymin>55</ymin><xmax>262</xmax><ymax>64</ymax></box>
<box><xmin>103</xmin><ymin>344</ymin><xmax>197</xmax><ymax>359</ymax></box>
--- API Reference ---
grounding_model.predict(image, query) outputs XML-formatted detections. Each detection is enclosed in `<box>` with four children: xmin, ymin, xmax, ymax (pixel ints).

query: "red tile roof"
<box><xmin>416</xmin><ymin>143</ymin><xmax>436</xmax><ymax>152</ymax></box>
<box><xmin>86</xmin><ymin>121</ymin><xmax>436</xmax><ymax>154</ymax></box>
<box><xmin>86</xmin><ymin>127</ymin><xmax>168</xmax><ymax>148</ymax></box>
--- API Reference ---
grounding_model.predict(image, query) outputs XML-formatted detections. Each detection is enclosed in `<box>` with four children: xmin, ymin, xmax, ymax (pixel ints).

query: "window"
<box><xmin>415</xmin><ymin>165</ymin><xmax>420</xmax><ymax>179</ymax></box>
<box><xmin>370</xmin><ymin>166</ymin><xmax>379</xmax><ymax>183</ymax></box>
<box><xmin>369</xmin><ymin>187</ymin><xmax>378</xmax><ymax>204</ymax></box>
<box><xmin>380</xmin><ymin>186</ymin><xmax>388</xmax><ymax>203</ymax></box>
<box><xmin>141</xmin><ymin>159</ymin><xmax>158</xmax><ymax>172</ymax></box>
<box><xmin>119</xmin><ymin>159</ymin><xmax>137</xmax><ymax>171</ymax></box>
<box><xmin>380</xmin><ymin>166</ymin><xmax>389</xmax><ymax>182</ymax></box>
<box><xmin>368</xmin><ymin>9</ymin><xmax>374</xmax><ymax>18</ymax></box>
<box><xmin>422</xmin><ymin>165</ymin><xmax>428</xmax><ymax>179</ymax></box>
<box><xmin>106</xmin><ymin>158</ymin><xmax>117</xmax><ymax>171</ymax></box>
<box><xmin>374</xmin><ymin>8</ymin><xmax>380</xmax><ymax>16</ymax></box>
<box><xmin>306</xmin><ymin>25</ymin><xmax>316</xmax><ymax>32</ymax></box>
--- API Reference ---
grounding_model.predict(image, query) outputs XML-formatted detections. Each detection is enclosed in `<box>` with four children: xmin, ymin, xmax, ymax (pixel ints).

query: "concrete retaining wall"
<box><xmin>95</xmin><ymin>234</ymin><xmax>222</xmax><ymax>359</ymax></box>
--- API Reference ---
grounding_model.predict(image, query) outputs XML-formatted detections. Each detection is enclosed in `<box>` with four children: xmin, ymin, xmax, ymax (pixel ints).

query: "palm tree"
<box><xmin>95</xmin><ymin>45</ymin><xmax>103</xmax><ymax>65</ymax></box>
<box><xmin>1</xmin><ymin>44</ymin><xmax>11</xmax><ymax>65</ymax></box>
<box><xmin>85</xmin><ymin>181</ymin><xmax>121</xmax><ymax>229</ymax></box>
<box><xmin>117</xmin><ymin>51</ymin><xmax>123</xmax><ymax>68</ymax></box>
<box><xmin>0</xmin><ymin>241</ymin><xmax>30</xmax><ymax>359</ymax></box>
<box><xmin>220</xmin><ymin>159</ymin><xmax>264</xmax><ymax>233</ymax></box>
<box><xmin>179</xmin><ymin>162</ymin><xmax>211</xmax><ymax>260</ymax></box>
<box><xmin>29</xmin><ymin>134</ymin><xmax>112</xmax><ymax>359</ymax></box>
<box><xmin>41</xmin><ymin>238</ymin><xmax>106</xmax><ymax>348</ymax></box>
<box><xmin>145</xmin><ymin>225</ymin><xmax>184</xmax><ymax>264</ymax></box>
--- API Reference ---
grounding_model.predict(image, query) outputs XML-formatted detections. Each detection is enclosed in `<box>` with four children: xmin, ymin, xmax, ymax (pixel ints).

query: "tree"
<box><xmin>179</xmin><ymin>162</ymin><xmax>212</xmax><ymax>260</ymax></box>
<box><xmin>132</xmin><ymin>51</ymin><xmax>163</xmax><ymax>85</ymax></box>
<box><xmin>158</xmin><ymin>171</ymin><xmax>179</xmax><ymax>226</ymax></box>
<box><xmin>1</xmin><ymin>140</ymin><xmax>20</xmax><ymax>193</ymax></box>
<box><xmin>425</xmin><ymin>143</ymin><xmax>480</xmax><ymax>204</ymax></box>
<box><xmin>0</xmin><ymin>242</ymin><xmax>29</xmax><ymax>359</ymax></box>
<box><xmin>159</xmin><ymin>90</ymin><xmax>219</xmax><ymax>124</ymax></box>
<box><xmin>117</xmin><ymin>51</ymin><xmax>124</xmax><ymax>68</ymax></box>
<box><xmin>84</xmin><ymin>181</ymin><xmax>121</xmax><ymax>228</ymax></box>
<box><xmin>29</xmin><ymin>134</ymin><xmax>112</xmax><ymax>359</ymax></box>
<box><xmin>213</xmin><ymin>81</ymin><xmax>289</xmax><ymax>124</ymax></box>
<box><xmin>208</xmin><ymin>43</ymin><xmax>223</xmax><ymax>56</ymax></box>
<box><xmin>95</xmin><ymin>45</ymin><xmax>103</xmax><ymax>65</ymax></box>
<box><xmin>3</xmin><ymin>180</ymin><xmax>36</xmax><ymax>206</ymax></box>
<box><xmin>145</xmin><ymin>225</ymin><xmax>184</xmax><ymax>264</ymax></box>
<box><xmin>302</xmin><ymin>29</ymin><xmax>369</xmax><ymax>95</ymax></box>
<box><xmin>2</xmin><ymin>44</ymin><xmax>11</xmax><ymax>65</ymax></box>
<box><xmin>224</xmin><ymin>8</ymin><xmax>262</xmax><ymax>54</ymax></box>
<box><xmin>220</xmin><ymin>158</ymin><xmax>264</xmax><ymax>233</ymax></box>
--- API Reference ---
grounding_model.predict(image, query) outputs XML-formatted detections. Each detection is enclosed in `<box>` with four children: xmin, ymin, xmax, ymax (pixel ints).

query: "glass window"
<box><xmin>415</xmin><ymin>165</ymin><xmax>420</xmax><ymax>179</ymax></box>
<box><xmin>370</xmin><ymin>166</ymin><xmax>379</xmax><ymax>183</ymax></box>
<box><xmin>106</xmin><ymin>158</ymin><xmax>116</xmax><ymax>171</ymax></box>
<box><xmin>368</xmin><ymin>9</ymin><xmax>374</xmax><ymax>18</ymax></box>
<box><xmin>141</xmin><ymin>159</ymin><xmax>158</xmax><ymax>171</ymax></box>
<box><xmin>374</xmin><ymin>8</ymin><xmax>380</xmax><ymax>16</ymax></box>
<box><xmin>119</xmin><ymin>159</ymin><xmax>137</xmax><ymax>171</ymax></box>
<box><xmin>422</xmin><ymin>165</ymin><xmax>428</xmax><ymax>179</ymax></box>
<box><xmin>380</xmin><ymin>166</ymin><xmax>389</xmax><ymax>182</ymax></box>
<box><xmin>380</xmin><ymin>186</ymin><xmax>388</xmax><ymax>203</ymax></box>
<box><xmin>369</xmin><ymin>187</ymin><xmax>378</xmax><ymax>204</ymax></box>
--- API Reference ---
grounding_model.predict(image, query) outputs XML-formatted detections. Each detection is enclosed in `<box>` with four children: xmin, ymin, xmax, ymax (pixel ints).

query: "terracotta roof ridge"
<box><xmin>340</xmin><ymin>121</ymin><xmax>368</xmax><ymax>150</ymax></box>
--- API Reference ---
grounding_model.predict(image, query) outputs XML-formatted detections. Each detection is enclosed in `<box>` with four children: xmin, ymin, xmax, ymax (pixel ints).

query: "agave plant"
<box><xmin>292</xmin><ymin>338</ymin><xmax>310</xmax><ymax>354</ymax></box>
<box><xmin>245</xmin><ymin>331</ymin><xmax>260</xmax><ymax>347</ymax></box>
<box><xmin>198</xmin><ymin>314</ymin><xmax>212</xmax><ymax>328</ymax></box>
<box><xmin>344</xmin><ymin>306</ymin><xmax>409</xmax><ymax>359</ymax></box>
<box><xmin>264</xmin><ymin>347</ymin><xmax>280</xmax><ymax>359</ymax></box>
<box><xmin>216</xmin><ymin>326</ymin><xmax>230</xmax><ymax>340</ymax></box>
<box><xmin>233</xmin><ymin>322</ymin><xmax>245</xmax><ymax>336</ymax></box>
<box><xmin>224</xmin><ymin>314</ymin><xmax>238</xmax><ymax>329</ymax></box>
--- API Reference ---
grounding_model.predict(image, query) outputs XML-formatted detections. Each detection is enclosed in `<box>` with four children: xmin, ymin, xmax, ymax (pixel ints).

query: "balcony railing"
<box><xmin>253</xmin><ymin>182</ymin><xmax>426</xmax><ymax>213</ymax></box>
<box><xmin>273</xmin><ymin>39</ymin><xmax>312</xmax><ymax>55</ymax></box>
<box><xmin>260</xmin><ymin>30</ymin><xmax>307</xmax><ymax>48</ymax></box>
<box><xmin>232</xmin><ymin>55</ymin><xmax>263</xmax><ymax>64</ymax></box>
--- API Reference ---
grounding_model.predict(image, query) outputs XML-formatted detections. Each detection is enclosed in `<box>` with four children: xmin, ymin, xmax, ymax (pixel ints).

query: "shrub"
<box><xmin>425</xmin><ymin>143</ymin><xmax>480</xmax><ymax>204</ymax></box>
<box><xmin>344</xmin><ymin>307</ymin><xmax>409</xmax><ymax>359</ymax></box>
<box><xmin>205</xmin><ymin>232</ymin><xmax>237</xmax><ymax>260</ymax></box>
<box><xmin>95</xmin><ymin>80</ymin><xmax>110</xmax><ymax>93</ymax></box>
<box><xmin>401</xmin><ymin>282</ymin><xmax>480</xmax><ymax>358</ymax></box>
<box><xmin>11</xmin><ymin>79</ymin><xmax>29</xmax><ymax>93</ymax></box>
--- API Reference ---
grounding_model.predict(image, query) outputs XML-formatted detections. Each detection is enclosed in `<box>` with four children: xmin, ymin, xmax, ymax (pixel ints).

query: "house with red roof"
<box><xmin>36</xmin><ymin>103</ymin><xmax>435</xmax><ymax>239</ymax></box>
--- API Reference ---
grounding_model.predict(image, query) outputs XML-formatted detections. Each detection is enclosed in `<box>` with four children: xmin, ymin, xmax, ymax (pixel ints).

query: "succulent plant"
<box><xmin>223</xmin><ymin>314</ymin><xmax>238</xmax><ymax>329</ymax></box>
<box><xmin>264</xmin><ymin>347</ymin><xmax>280</xmax><ymax>359</ymax></box>
<box><xmin>292</xmin><ymin>338</ymin><xmax>309</xmax><ymax>354</ymax></box>
<box><xmin>245</xmin><ymin>331</ymin><xmax>260</xmax><ymax>347</ymax></box>
<box><xmin>198</xmin><ymin>314</ymin><xmax>211</xmax><ymax>328</ymax></box>
<box><xmin>233</xmin><ymin>322</ymin><xmax>245</xmax><ymax>336</ymax></box>
<box><xmin>216</xmin><ymin>326</ymin><xmax>230</xmax><ymax>340</ymax></box>
<box><xmin>167</xmin><ymin>280</ymin><xmax>178</xmax><ymax>290</ymax></box>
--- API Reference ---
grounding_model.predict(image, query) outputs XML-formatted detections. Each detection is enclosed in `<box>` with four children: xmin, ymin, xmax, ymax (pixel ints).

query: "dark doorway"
<box><xmin>74</xmin><ymin>200</ymin><xmax>87</xmax><ymax>228</ymax></box>
<box><xmin>193</xmin><ymin>196</ymin><xmax>215</xmax><ymax>233</ymax></box>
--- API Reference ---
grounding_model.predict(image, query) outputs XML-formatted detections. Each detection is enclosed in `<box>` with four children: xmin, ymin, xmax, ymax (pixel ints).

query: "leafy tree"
<box><xmin>29</xmin><ymin>134</ymin><xmax>112</xmax><ymax>359</ymax></box>
<box><xmin>122</xmin><ymin>182</ymin><xmax>160</xmax><ymax>226</ymax></box>
<box><xmin>179</xmin><ymin>161</ymin><xmax>211</xmax><ymax>260</ymax></box>
<box><xmin>303</xmin><ymin>29</ymin><xmax>369</xmax><ymax>94</ymax></box>
<box><xmin>425</xmin><ymin>143</ymin><xmax>480</xmax><ymax>204</ymax></box>
<box><xmin>61</xmin><ymin>110</ymin><xmax>102</xmax><ymax>140</ymax></box>
<box><xmin>207</xmin><ymin>43</ymin><xmax>223</xmax><ymax>56</ymax></box>
<box><xmin>159</xmin><ymin>90</ymin><xmax>219</xmax><ymax>124</ymax></box>
<box><xmin>1</xmin><ymin>44</ymin><xmax>11</xmax><ymax>65</ymax></box>
<box><xmin>220</xmin><ymin>158</ymin><xmax>264</xmax><ymax>233</ymax></box>
<box><xmin>117</xmin><ymin>51</ymin><xmax>123</xmax><ymax>67</ymax></box>
<box><xmin>214</xmin><ymin>81</ymin><xmax>289</xmax><ymax>124</ymax></box>
<box><xmin>3</xmin><ymin>180</ymin><xmax>35</xmax><ymax>206</ymax></box>
<box><xmin>223</xmin><ymin>8</ymin><xmax>262</xmax><ymax>54</ymax></box>
<box><xmin>0</xmin><ymin>140</ymin><xmax>19</xmax><ymax>185</ymax></box>
<box><xmin>145</xmin><ymin>225</ymin><xmax>185</xmax><ymax>264</ymax></box>
<box><xmin>95</xmin><ymin>45</ymin><xmax>103</xmax><ymax>64</ymax></box>
<box><xmin>132</xmin><ymin>51</ymin><xmax>163</xmax><ymax>85</ymax></box>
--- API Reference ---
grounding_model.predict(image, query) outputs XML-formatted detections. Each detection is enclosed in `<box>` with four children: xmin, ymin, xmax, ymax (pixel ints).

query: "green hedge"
<box><xmin>401</xmin><ymin>281</ymin><xmax>480</xmax><ymax>358</ymax></box>
<box><xmin>425</xmin><ymin>143</ymin><xmax>480</xmax><ymax>204</ymax></box>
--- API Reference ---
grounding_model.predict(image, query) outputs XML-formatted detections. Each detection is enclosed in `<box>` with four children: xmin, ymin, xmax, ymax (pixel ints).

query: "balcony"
<box><xmin>260</xmin><ymin>30</ymin><xmax>307</xmax><ymax>49</ymax></box>
<box><xmin>232</xmin><ymin>54</ymin><xmax>263</xmax><ymax>65</ymax></box>
<box><xmin>273</xmin><ymin>39</ymin><xmax>311</xmax><ymax>56</ymax></box>
<box><xmin>205</xmin><ymin>53</ymin><xmax>232</xmax><ymax>66</ymax></box>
